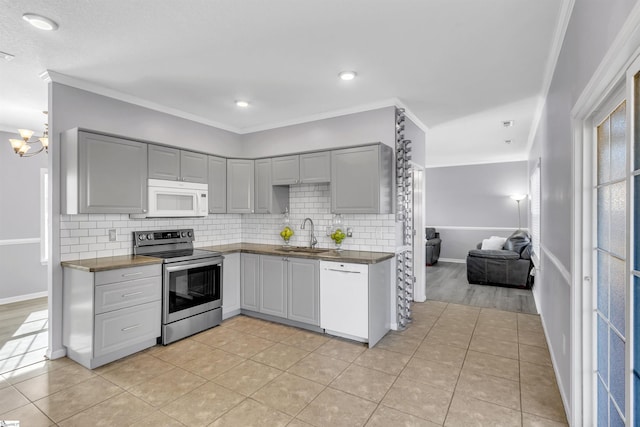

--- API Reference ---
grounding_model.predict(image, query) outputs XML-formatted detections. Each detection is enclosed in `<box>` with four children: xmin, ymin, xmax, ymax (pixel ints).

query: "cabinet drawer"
<box><xmin>95</xmin><ymin>276</ymin><xmax>161</xmax><ymax>314</ymax></box>
<box><xmin>94</xmin><ymin>301</ymin><xmax>161</xmax><ymax>358</ymax></box>
<box><xmin>95</xmin><ymin>264</ymin><xmax>161</xmax><ymax>286</ymax></box>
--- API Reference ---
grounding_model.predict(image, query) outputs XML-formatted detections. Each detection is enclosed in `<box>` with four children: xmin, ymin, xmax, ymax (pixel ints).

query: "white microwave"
<box><xmin>144</xmin><ymin>179</ymin><xmax>208</xmax><ymax>218</ymax></box>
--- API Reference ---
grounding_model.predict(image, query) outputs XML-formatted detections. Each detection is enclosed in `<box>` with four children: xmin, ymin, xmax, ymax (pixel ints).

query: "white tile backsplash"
<box><xmin>59</xmin><ymin>183</ymin><xmax>397</xmax><ymax>261</ymax></box>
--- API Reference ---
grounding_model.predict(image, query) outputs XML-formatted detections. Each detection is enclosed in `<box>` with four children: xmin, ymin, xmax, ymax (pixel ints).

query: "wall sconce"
<box><xmin>510</xmin><ymin>194</ymin><xmax>527</xmax><ymax>230</ymax></box>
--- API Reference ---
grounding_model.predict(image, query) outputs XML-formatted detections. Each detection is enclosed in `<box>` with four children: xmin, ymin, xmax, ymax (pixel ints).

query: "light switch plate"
<box><xmin>108</xmin><ymin>229</ymin><xmax>117</xmax><ymax>241</ymax></box>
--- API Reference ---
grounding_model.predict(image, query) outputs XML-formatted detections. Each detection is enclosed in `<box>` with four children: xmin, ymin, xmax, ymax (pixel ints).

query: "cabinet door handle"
<box><xmin>121</xmin><ymin>324</ymin><xmax>141</xmax><ymax>331</ymax></box>
<box><xmin>122</xmin><ymin>291</ymin><xmax>143</xmax><ymax>298</ymax></box>
<box><xmin>122</xmin><ymin>272</ymin><xmax>143</xmax><ymax>277</ymax></box>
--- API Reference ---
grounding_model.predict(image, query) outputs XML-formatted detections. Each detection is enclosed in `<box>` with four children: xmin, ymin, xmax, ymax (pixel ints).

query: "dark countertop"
<box><xmin>61</xmin><ymin>255</ymin><xmax>163</xmax><ymax>272</ymax></box>
<box><xmin>198</xmin><ymin>243</ymin><xmax>395</xmax><ymax>264</ymax></box>
<box><xmin>60</xmin><ymin>243</ymin><xmax>394</xmax><ymax>271</ymax></box>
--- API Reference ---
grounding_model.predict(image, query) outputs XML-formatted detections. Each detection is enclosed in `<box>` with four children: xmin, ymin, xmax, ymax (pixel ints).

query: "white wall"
<box><xmin>425</xmin><ymin>160</ymin><xmax>529</xmax><ymax>260</ymax></box>
<box><xmin>528</xmin><ymin>0</ymin><xmax>638</xmax><ymax>422</ymax></box>
<box><xmin>0</xmin><ymin>130</ymin><xmax>47</xmax><ymax>303</ymax></box>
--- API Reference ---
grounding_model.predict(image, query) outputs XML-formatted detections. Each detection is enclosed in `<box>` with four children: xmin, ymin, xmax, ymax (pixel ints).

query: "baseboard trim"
<box><xmin>46</xmin><ymin>347</ymin><xmax>67</xmax><ymax>360</ymax></box>
<box><xmin>0</xmin><ymin>291</ymin><xmax>48</xmax><ymax>305</ymax></box>
<box><xmin>438</xmin><ymin>258</ymin><xmax>466</xmax><ymax>264</ymax></box>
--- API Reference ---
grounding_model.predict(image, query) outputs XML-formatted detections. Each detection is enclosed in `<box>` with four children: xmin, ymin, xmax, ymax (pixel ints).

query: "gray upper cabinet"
<box><xmin>148</xmin><ymin>145</ymin><xmax>180</xmax><ymax>180</ymax></box>
<box><xmin>331</xmin><ymin>144</ymin><xmax>393</xmax><ymax>214</ymax></box>
<box><xmin>287</xmin><ymin>258</ymin><xmax>319</xmax><ymax>325</ymax></box>
<box><xmin>255</xmin><ymin>158</ymin><xmax>289</xmax><ymax>214</ymax></box>
<box><xmin>259</xmin><ymin>255</ymin><xmax>288</xmax><ymax>318</ymax></box>
<box><xmin>227</xmin><ymin>159</ymin><xmax>255</xmax><ymax>213</ymax></box>
<box><xmin>208</xmin><ymin>155</ymin><xmax>227</xmax><ymax>213</ymax></box>
<box><xmin>61</xmin><ymin>130</ymin><xmax>148</xmax><ymax>214</ymax></box>
<box><xmin>148</xmin><ymin>145</ymin><xmax>207</xmax><ymax>183</ymax></box>
<box><xmin>272</xmin><ymin>155</ymin><xmax>300</xmax><ymax>185</ymax></box>
<box><xmin>300</xmin><ymin>151</ymin><xmax>330</xmax><ymax>183</ymax></box>
<box><xmin>272</xmin><ymin>152</ymin><xmax>331</xmax><ymax>185</ymax></box>
<box><xmin>240</xmin><ymin>253</ymin><xmax>260</xmax><ymax>311</ymax></box>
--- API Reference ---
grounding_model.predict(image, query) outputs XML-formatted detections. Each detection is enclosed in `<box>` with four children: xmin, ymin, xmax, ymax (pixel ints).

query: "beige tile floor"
<box><xmin>0</xmin><ymin>300</ymin><xmax>568</xmax><ymax>426</ymax></box>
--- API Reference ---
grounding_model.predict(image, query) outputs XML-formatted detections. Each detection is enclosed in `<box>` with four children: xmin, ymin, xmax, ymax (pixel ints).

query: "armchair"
<box><xmin>466</xmin><ymin>230</ymin><xmax>533</xmax><ymax>288</ymax></box>
<box><xmin>425</xmin><ymin>227</ymin><xmax>441</xmax><ymax>266</ymax></box>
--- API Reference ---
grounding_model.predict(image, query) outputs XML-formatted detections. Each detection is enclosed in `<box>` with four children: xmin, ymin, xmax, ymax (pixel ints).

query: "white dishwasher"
<box><xmin>320</xmin><ymin>261</ymin><xmax>369</xmax><ymax>341</ymax></box>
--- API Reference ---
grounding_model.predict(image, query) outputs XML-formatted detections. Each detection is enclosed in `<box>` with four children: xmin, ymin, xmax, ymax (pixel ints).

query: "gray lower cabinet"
<box><xmin>61</xmin><ymin>130</ymin><xmax>148</xmax><ymax>214</ymax></box>
<box><xmin>259</xmin><ymin>255</ymin><xmax>288</xmax><ymax>317</ymax></box>
<box><xmin>148</xmin><ymin>145</ymin><xmax>208</xmax><ymax>183</ymax></box>
<box><xmin>208</xmin><ymin>155</ymin><xmax>227</xmax><ymax>213</ymax></box>
<box><xmin>241</xmin><ymin>254</ymin><xmax>319</xmax><ymax>327</ymax></box>
<box><xmin>331</xmin><ymin>144</ymin><xmax>393</xmax><ymax>214</ymax></box>
<box><xmin>240</xmin><ymin>253</ymin><xmax>260</xmax><ymax>311</ymax></box>
<box><xmin>300</xmin><ymin>151</ymin><xmax>330</xmax><ymax>183</ymax></box>
<box><xmin>227</xmin><ymin>159</ymin><xmax>255</xmax><ymax>213</ymax></box>
<box><xmin>255</xmin><ymin>158</ymin><xmax>288</xmax><ymax>214</ymax></box>
<box><xmin>62</xmin><ymin>264</ymin><xmax>162</xmax><ymax>369</ymax></box>
<box><xmin>287</xmin><ymin>257</ymin><xmax>320</xmax><ymax>325</ymax></box>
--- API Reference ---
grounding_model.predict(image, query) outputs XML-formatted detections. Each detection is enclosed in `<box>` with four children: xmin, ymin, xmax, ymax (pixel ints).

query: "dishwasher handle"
<box><xmin>325</xmin><ymin>268</ymin><xmax>361</xmax><ymax>274</ymax></box>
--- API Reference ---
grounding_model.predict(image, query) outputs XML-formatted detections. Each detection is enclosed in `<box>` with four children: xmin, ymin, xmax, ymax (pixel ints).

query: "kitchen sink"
<box><xmin>275</xmin><ymin>246</ymin><xmax>331</xmax><ymax>254</ymax></box>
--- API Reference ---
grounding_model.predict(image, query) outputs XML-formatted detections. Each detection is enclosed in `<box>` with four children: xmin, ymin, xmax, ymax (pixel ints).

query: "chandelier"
<box><xmin>9</xmin><ymin>111</ymin><xmax>49</xmax><ymax>157</ymax></box>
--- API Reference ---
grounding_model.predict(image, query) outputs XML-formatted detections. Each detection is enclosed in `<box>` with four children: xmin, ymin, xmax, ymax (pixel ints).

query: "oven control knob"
<box><xmin>181</xmin><ymin>231</ymin><xmax>187</xmax><ymax>237</ymax></box>
<box><xmin>146</xmin><ymin>233</ymin><xmax>153</xmax><ymax>240</ymax></box>
<box><xmin>138</xmin><ymin>234</ymin><xmax>145</xmax><ymax>241</ymax></box>
<box><xmin>187</xmin><ymin>231</ymin><xmax>193</xmax><ymax>237</ymax></box>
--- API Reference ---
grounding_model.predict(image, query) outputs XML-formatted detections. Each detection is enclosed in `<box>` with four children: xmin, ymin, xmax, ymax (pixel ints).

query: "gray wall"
<box><xmin>0</xmin><ymin>130</ymin><xmax>48</xmax><ymax>301</ymax></box>
<box><xmin>425</xmin><ymin>160</ymin><xmax>528</xmax><ymax>260</ymax></box>
<box><xmin>529</xmin><ymin>0</ymin><xmax>637</xmax><ymax>420</ymax></box>
<box><xmin>241</xmin><ymin>106</ymin><xmax>427</xmax><ymax>168</ymax></box>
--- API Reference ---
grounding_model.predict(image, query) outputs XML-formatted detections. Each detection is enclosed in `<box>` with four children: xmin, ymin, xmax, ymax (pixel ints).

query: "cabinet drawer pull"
<box><xmin>122</xmin><ymin>272</ymin><xmax>143</xmax><ymax>277</ymax></box>
<box><xmin>121</xmin><ymin>324</ymin><xmax>141</xmax><ymax>332</ymax></box>
<box><xmin>122</xmin><ymin>291</ymin><xmax>143</xmax><ymax>298</ymax></box>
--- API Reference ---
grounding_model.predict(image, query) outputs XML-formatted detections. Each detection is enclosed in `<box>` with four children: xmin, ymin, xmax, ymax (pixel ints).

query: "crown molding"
<box><xmin>526</xmin><ymin>0</ymin><xmax>575</xmax><ymax>153</ymax></box>
<box><xmin>424</xmin><ymin>156</ymin><xmax>528</xmax><ymax>169</ymax></box>
<box><xmin>41</xmin><ymin>70</ymin><xmax>429</xmax><ymax>137</ymax></box>
<box><xmin>44</xmin><ymin>70</ymin><xmax>241</xmax><ymax>133</ymax></box>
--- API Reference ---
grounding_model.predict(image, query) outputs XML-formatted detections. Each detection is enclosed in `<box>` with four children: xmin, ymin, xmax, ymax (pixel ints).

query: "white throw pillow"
<box><xmin>481</xmin><ymin>236</ymin><xmax>507</xmax><ymax>250</ymax></box>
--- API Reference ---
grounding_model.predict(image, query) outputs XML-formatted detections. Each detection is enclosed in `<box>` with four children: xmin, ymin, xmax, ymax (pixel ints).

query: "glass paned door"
<box><xmin>595</xmin><ymin>101</ymin><xmax>627</xmax><ymax>426</ymax></box>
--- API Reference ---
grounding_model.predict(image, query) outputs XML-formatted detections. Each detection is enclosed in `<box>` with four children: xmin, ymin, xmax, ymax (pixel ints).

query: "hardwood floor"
<box><xmin>0</xmin><ymin>297</ymin><xmax>48</xmax><ymax>374</ymax></box>
<box><xmin>425</xmin><ymin>262</ymin><xmax>537</xmax><ymax>314</ymax></box>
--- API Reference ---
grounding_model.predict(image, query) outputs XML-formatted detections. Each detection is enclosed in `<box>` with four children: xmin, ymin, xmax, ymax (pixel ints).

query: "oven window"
<box><xmin>168</xmin><ymin>264</ymin><xmax>220</xmax><ymax>314</ymax></box>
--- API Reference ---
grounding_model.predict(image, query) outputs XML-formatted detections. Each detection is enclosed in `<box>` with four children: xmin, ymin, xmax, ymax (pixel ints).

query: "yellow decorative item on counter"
<box><xmin>280</xmin><ymin>226</ymin><xmax>294</xmax><ymax>243</ymax></box>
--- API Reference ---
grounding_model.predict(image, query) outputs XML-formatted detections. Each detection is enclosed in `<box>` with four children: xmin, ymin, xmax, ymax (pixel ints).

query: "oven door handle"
<box><xmin>164</xmin><ymin>257</ymin><xmax>223</xmax><ymax>272</ymax></box>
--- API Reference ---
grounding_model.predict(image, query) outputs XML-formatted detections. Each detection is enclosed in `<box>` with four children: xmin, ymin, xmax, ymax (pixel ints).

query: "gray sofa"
<box><xmin>466</xmin><ymin>230</ymin><xmax>533</xmax><ymax>288</ymax></box>
<box><xmin>425</xmin><ymin>228</ymin><xmax>441</xmax><ymax>266</ymax></box>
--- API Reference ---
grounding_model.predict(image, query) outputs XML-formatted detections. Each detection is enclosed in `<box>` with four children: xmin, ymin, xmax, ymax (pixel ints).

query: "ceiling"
<box><xmin>0</xmin><ymin>0</ymin><xmax>568</xmax><ymax>167</ymax></box>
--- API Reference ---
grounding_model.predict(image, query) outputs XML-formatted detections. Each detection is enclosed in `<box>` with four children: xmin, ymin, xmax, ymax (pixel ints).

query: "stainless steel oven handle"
<box><xmin>164</xmin><ymin>257</ymin><xmax>223</xmax><ymax>272</ymax></box>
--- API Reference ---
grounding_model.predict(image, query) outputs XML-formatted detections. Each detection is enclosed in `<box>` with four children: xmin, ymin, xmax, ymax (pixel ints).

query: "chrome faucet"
<box><xmin>301</xmin><ymin>218</ymin><xmax>318</xmax><ymax>248</ymax></box>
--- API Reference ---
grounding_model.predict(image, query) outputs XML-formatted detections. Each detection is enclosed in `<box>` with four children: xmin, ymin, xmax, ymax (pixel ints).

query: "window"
<box><xmin>530</xmin><ymin>159</ymin><xmax>541</xmax><ymax>264</ymax></box>
<box><xmin>40</xmin><ymin>168</ymin><xmax>48</xmax><ymax>264</ymax></box>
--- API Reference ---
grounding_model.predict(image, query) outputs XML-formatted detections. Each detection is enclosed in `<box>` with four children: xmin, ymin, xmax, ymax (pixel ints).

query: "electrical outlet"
<box><xmin>108</xmin><ymin>229</ymin><xmax>117</xmax><ymax>241</ymax></box>
<box><xmin>326</xmin><ymin>226</ymin><xmax>332</xmax><ymax>236</ymax></box>
<box><xmin>375</xmin><ymin>228</ymin><xmax>383</xmax><ymax>240</ymax></box>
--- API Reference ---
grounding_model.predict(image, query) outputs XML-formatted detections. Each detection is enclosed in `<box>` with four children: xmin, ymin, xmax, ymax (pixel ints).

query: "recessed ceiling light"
<box><xmin>502</xmin><ymin>120</ymin><xmax>514</xmax><ymax>128</ymax></box>
<box><xmin>505</xmin><ymin>139</ymin><xmax>512</xmax><ymax>144</ymax></box>
<box><xmin>235</xmin><ymin>100</ymin><xmax>249</xmax><ymax>108</ymax></box>
<box><xmin>338</xmin><ymin>71</ymin><xmax>357</xmax><ymax>81</ymax></box>
<box><xmin>22</xmin><ymin>13</ymin><xmax>58</xmax><ymax>31</ymax></box>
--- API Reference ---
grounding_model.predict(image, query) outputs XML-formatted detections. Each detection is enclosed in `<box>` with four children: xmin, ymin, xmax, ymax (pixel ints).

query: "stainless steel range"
<box><xmin>133</xmin><ymin>229</ymin><xmax>223</xmax><ymax>345</ymax></box>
